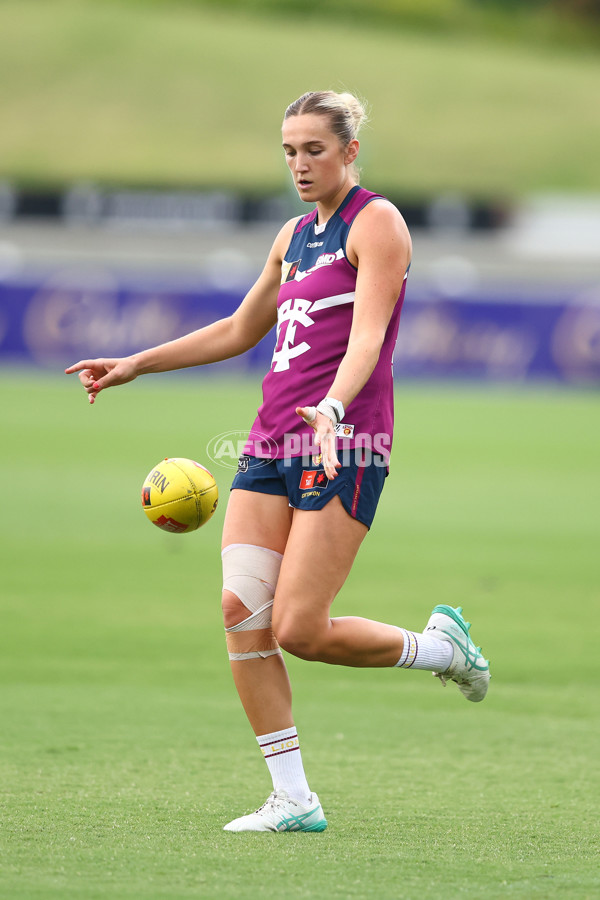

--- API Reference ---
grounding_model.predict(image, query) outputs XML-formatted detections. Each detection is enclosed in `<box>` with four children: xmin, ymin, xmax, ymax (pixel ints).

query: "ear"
<box><xmin>345</xmin><ymin>139</ymin><xmax>359</xmax><ymax>167</ymax></box>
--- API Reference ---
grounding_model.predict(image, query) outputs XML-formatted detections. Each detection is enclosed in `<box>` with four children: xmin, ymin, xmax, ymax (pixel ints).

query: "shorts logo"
<box><xmin>315</xmin><ymin>472</ymin><xmax>329</xmax><ymax>488</ymax></box>
<box><xmin>299</xmin><ymin>470</ymin><xmax>329</xmax><ymax>491</ymax></box>
<box><xmin>237</xmin><ymin>455</ymin><xmax>250</xmax><ymax>474</ymax></box>
<box><xmin>299</xmin><ymin>470</ymin><xmax>316</xmax><ymax>489</ymax></box>
<box><xmin>312</xmin><ymin>453</ymin><xmax>322</xmax><ymax>465</ymax></box>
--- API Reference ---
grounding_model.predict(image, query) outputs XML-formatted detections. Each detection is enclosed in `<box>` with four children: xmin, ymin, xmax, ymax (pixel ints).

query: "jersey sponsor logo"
<box><xmin>314</xmin><ymin>252</ymin><xmax>337</xmax><ymax>267</ymax></box>
<box><xmin>335</xmin><ymin>422</ymin><xmax>355</xmax><ymax>437</ymax></box>
<box><xmin>306</xmin><ymin>241</ymin><xmax>324</xmax><ymax>248</ymax></box>
<box><xmin>281</xmin><ymin>259</ymin><xmax>302</xmax><ymax>284</ymax></box>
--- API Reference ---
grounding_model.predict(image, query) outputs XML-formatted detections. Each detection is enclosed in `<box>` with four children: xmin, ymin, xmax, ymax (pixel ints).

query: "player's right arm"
<box><xmin>65</xmin><ymin>220</ymin><xmax>297</xmax><ymax>403</ymax></box>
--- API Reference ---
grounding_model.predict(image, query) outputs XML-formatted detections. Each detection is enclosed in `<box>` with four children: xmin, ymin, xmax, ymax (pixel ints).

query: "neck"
<box><xmin>315</xmin><ymin>180</ymin><xmax>358</xmax><ymax>225</ymax></box>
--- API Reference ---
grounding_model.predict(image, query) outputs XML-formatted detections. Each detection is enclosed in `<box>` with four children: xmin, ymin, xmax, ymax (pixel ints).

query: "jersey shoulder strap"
<box><xmin>294</xmin><ymin>209</ymin><xmax>318</xmax><ymax>234</ymax></box>
<box><xmin>338</xmin><ymin>187</ymin><xmax>384</xmax><ymax>226</ymax></box>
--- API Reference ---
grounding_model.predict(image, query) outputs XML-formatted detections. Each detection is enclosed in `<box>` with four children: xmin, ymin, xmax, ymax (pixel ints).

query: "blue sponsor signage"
<box><xmin>1</xmin><ymin>272</ymin><xmax>599</xmax><ymax>383</ymax></box>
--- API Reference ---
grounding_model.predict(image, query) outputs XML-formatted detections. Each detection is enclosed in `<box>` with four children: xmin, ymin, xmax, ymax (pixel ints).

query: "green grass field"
<box><xmin>2</xmin><ymin>0</ymin><xmax>600</xmax><ymax>196</ymax></box>
<box><xmin>1</xmin><ymin>373</ymin><xmax>599</xmax><ymax>899</ymax></box>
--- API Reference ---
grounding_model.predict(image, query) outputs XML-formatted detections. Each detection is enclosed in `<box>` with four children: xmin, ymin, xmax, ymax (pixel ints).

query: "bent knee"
<box><xmin>221</xmin><ymin>590</ymin><xmax>249</xmax><ymax>629</ymax></box>
<box><xmin>275</xmin><ymin>619</ymin><xmax>327</xmax><ymax>661</ymax></box>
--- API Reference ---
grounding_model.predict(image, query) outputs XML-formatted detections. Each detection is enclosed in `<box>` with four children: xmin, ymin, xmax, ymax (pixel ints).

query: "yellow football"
<box><xmin>141</xmin><ymin>457</ymin><xmax>218</xmax><ymax>534</ymax></box>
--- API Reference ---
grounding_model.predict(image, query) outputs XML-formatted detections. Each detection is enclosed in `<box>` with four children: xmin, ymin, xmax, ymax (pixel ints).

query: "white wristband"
<box><xmin>316</xmin><ymin>397</ymin><xmax>344</xmax><ymax>425</ymax></box>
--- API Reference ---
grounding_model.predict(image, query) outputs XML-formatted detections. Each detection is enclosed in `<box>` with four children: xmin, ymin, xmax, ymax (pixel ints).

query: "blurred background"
<box><xmin>1</xmin><ymin>0</ymin><xmax>599</xmax><ymax>382</ymax></box>
<box><xmin>1</xmin><ymin>7</ymin><xmax>599</xmax><ymax>894</ymax></box>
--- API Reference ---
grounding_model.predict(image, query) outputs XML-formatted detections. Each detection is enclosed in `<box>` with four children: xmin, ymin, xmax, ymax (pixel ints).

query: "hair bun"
<box><xmin>336</xmin><ymin>92</ymin><xmax>368</xmax><ymax>135</ymax></box>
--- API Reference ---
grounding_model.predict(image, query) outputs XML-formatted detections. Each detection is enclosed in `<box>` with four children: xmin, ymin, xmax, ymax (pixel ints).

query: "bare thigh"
<box><xmin>222</xmin><ymin>488</ymin><xmax>293</xmax><ymax>553</ymax></box>
<box><xmin>272</xmin><ymin>495</ymin><xmax>368</xmax><ymax>638</ymax></box>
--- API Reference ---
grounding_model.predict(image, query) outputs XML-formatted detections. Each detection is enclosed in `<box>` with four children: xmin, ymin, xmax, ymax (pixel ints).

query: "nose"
<box><xmin>294</xmin><ymin>153</ymin><xmax>309</xmax><ymax>172</ymax></box>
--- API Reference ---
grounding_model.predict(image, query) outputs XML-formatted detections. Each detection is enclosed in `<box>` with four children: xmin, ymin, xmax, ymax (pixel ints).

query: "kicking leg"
<box><xmin>272</xmin><ymin>496</ymin><xmax>411</xmax><ymax>665</ymax></box>
<box><xmin>273</xmin><ymin>497</ymin><xmax>460</xmax><ymax>675</ymax></box>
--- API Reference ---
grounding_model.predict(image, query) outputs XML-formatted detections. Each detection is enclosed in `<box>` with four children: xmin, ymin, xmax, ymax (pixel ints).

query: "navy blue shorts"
<box><xmin>230</xmin><ymin>450</ymin><xmax>388</xmax><ymax>529</ymax></box>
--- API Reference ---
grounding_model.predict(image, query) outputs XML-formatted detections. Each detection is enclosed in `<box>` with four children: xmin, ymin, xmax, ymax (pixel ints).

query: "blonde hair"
<box><xmin>284</xmin><ymin>90</ymin><xmax>368</xmax><ymax>181</ymax></box>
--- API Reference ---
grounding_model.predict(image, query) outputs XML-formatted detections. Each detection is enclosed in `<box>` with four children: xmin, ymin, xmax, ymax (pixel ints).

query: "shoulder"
<box><xmin>347</xmin><ymin>196</ymin><xmax>412</xmax><ymax>267</ymax></box>
<box><xmin>357</xmin><ymin>196</ymin><xmax>409</xmax><ymax>236</ymax></box>
<box><xmin>266</xmin><ymin>215</ymin><xmax>303</xmax><ymax>265</ymax></box>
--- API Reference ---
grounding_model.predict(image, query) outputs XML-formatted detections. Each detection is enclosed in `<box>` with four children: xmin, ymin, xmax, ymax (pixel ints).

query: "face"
<box><xmin>282</xmin><ymin>113</ymin><xmax>358</xmax><ymax>205</ymax></box>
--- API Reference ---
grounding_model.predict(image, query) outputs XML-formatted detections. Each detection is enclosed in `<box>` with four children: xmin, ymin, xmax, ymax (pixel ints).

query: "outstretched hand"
<box><xmin>64</xmin><ymin>357</ymin><xmax>138</xmax><ymax>404</ymax></box>
<box><xmin>296</xmin><ymin>406</ymin><xmax>341</xmax><ymax>480</ymax></box>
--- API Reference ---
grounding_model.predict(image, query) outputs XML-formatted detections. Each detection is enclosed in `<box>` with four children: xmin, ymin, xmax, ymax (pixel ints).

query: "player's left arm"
<box><xmin>329</xmin><ymin>199</ymin><xmax>411</xmax><ymax>406</ymax></box>
<box><xmin>297</xmin><ymin>200</ymin><xmax>411</xmax><ymax>477</ymax></box>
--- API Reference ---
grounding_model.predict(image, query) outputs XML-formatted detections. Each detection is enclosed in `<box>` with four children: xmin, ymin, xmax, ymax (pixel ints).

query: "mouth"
<box><xmin>297</xmin><ymin>180</ymin><xmax>312</xmax><ymax>190</ymax></box>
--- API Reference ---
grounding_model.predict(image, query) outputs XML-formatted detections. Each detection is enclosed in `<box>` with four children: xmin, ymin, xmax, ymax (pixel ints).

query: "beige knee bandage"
<box><xmin>222</xmin><ymin>543</ymin><xmax>283</xmax><ymax>661</ymax></box>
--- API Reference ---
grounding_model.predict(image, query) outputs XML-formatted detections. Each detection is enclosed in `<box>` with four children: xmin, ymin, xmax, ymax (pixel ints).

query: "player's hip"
<box><xmin>230</xmin><ymin>449</ymin><xmax>388</xmax><ymax>529</ymax></box>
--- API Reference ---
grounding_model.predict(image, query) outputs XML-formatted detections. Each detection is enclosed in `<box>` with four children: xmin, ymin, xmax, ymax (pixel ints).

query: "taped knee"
<box><xmin>222</xmin><ymin>543</ymin><xmax>283</xmax><ymax>661</ymax></box>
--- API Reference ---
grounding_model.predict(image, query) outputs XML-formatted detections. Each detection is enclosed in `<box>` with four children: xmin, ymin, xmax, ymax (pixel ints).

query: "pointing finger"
<box><xmin>65</xmin><ymin>360</ymin><xmax>95</xmax><ymax>374</ymax></box>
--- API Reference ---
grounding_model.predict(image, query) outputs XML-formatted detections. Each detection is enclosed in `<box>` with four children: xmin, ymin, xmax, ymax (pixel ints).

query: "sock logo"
<box><xmin>260</xmin><ymin>735</ymin><xmax>299</xmax><ymax>758</ymax></box>
<box><xmin>398</xmin><ymin>630</ymin><xmax>418</xmax><ymax>668</ymax></box>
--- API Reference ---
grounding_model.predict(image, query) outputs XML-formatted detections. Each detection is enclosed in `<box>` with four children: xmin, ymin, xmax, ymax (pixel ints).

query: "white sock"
<box><xmin>256</xmin><ymin>726</ymin><xmax>311</xmax><ymax>805</ymax></box>
<box><xmin>395</xmin><ymin>629</ymin><xmax>453</xmax><ymax>672</ymax></box>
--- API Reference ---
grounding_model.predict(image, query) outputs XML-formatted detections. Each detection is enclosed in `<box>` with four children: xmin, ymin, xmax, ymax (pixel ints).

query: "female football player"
<box><xmin>66</xmin><ymin>90</ymin><xmax>490</xmax><ymax>832</ymax></box>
